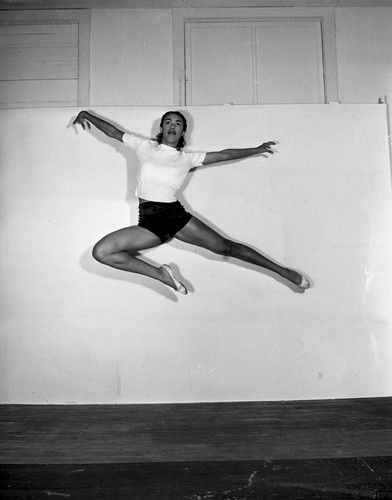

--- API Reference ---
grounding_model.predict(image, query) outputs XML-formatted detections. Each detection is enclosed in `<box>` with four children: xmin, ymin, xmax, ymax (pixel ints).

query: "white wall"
<box><xmin>335</xmin><ymin>7</ymin><xmax>392</xmax><ymax>104</ymax></box>
<box><xmin>2</xmin><ymin>5</ymin><xmax>392</xmax><ymax>404</ymax></box>
<box><xmin>90</xmin><ymin>9</ymin><xmax>173</xmax><ymax>106</ymax></box>
<box><xmin>88</xmin><ymin>7</ymin><xmax>392</xmax><ymax>108</ymax></box>
<box><xmin>1</xmin><ymin>104</ymin><xmax>391</xmax><ymax>404</ymax></box>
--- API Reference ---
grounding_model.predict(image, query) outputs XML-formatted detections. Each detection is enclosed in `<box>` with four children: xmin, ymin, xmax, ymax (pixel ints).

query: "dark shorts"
<box><xmin>138</xmin><ymin>200</ymin><xmax>192</xmax><ymax>244</ymax></box>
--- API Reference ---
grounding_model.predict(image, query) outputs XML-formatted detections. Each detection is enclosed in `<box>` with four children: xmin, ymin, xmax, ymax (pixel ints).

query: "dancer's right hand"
<box><xmin>73</xmin><ymin>111</ymin><xmax>90</xmax><ymax>130</ymax></box>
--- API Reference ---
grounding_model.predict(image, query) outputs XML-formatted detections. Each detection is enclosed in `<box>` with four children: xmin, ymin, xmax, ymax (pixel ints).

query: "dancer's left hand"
<box><xmin>258</xmin><ymin>141</ymin><xmax>276</xmax><ymax>154</ymax></box>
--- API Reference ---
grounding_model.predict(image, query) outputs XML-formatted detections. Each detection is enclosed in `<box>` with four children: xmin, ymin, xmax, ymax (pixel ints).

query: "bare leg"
<box><xmin>92</xmin><ymin>225</ymin><xmax>186</xmax><ymax>293</ymax></box>
<box><xmin>175</xmin><ymin>216</ymin><xmax>309</xmax><ymax>288</ymax></box>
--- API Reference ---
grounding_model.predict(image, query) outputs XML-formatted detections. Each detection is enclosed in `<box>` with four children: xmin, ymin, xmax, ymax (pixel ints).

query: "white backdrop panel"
<box><xmin>0</xmin><ymin>104</ymin><xmax>391</xmax><ymax>403</ymax></box>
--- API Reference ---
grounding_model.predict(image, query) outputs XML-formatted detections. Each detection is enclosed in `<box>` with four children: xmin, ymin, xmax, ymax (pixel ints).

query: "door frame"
<box><xmin>173</xmin><ymin>7</ymin><xmax>338</xmax><ymax>106</ymax></box>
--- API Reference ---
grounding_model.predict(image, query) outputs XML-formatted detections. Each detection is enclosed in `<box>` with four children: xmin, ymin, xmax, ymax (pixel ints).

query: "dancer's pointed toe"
<box><xmin>162</xmin><ymin>264</ymin><xmax>187</xmax><ymax>295</ymax></box>
<box><xmin>298</xmin><ymin>275</ymin><xmax>311</xmax><ymax>290</ymax></box>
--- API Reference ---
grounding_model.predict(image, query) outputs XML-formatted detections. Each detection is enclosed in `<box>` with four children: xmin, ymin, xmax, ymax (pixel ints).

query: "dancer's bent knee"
<box><xmin>92</xmin><ymin>242</ymin><xmax>108</xmax><ymax>264</ymax></box>
<box><xmin>92</xmin><ymin>244</ymin><xmax>131</xmax><ymax>266</ymax></box>
<box><xmin>92</xmin><ymin>241</ymin><xmax>123</xmax><ymax>264</ymax></box>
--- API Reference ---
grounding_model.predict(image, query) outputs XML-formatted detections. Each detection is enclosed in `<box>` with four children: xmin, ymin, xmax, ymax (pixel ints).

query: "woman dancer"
<box><xmin>73</xmin><ymin>110</ymin><xmax>310</xmax><ymax>294</ymax></box>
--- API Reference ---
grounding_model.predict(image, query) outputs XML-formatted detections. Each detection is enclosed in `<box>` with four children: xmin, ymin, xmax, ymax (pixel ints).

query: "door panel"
<box><xmin>185</xmin><ymin>20</ymin><xmax>325</xmax><ymax>105</ymax></box>
<box><xmin>185</xmin><ymin>24</ymin><xmax>254</xmax><ymax>105</ymax></box>
<box><xmin>255</xmin><ymin>22</ymin><xmax>324</xmax><ymax>104</ymax></box>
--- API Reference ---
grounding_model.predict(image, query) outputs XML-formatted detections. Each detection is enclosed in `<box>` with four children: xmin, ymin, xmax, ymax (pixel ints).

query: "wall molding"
<box><xmin>1</xmin><ymin>0</ymin><xmax>392</xmax><ymax>11</ymax></box>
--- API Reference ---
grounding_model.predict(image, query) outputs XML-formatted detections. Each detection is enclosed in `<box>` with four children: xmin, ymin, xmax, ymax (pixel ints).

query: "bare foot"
<box><xmin>161</xmin><ymin>265</ymin><xmax>188</xmax><ymax>295</ymax></box>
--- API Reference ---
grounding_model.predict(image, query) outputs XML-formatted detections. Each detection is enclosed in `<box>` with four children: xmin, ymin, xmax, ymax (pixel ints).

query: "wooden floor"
<box><xmin>1</xmin><ymin>397</ymin><xmax>392</xmax><ymax>499</ymax></box>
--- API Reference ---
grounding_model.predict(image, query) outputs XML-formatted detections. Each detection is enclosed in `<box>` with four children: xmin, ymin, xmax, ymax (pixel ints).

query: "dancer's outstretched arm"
<box><xmin>73</xmin><ymin>111</ymin><xmax>124</xmax><ymax>142</ymax></box>
<box><xmin>202</xmin><ymin>141</ymin><xmax>276</xmax><ymax>166</ymax></box>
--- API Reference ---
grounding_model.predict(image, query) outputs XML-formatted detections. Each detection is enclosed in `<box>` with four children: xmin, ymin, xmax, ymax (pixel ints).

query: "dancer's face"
<box><xmin>160</xmin><ymin>113</ymin><xmax>185</xmax><ymax>148</ymax></box>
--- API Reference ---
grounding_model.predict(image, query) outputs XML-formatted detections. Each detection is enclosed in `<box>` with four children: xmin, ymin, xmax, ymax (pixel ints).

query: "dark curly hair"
<box><xmin>156</xmin><ymin>111</ymin><xmax>188</xmax><ymax>150</ymax></box>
